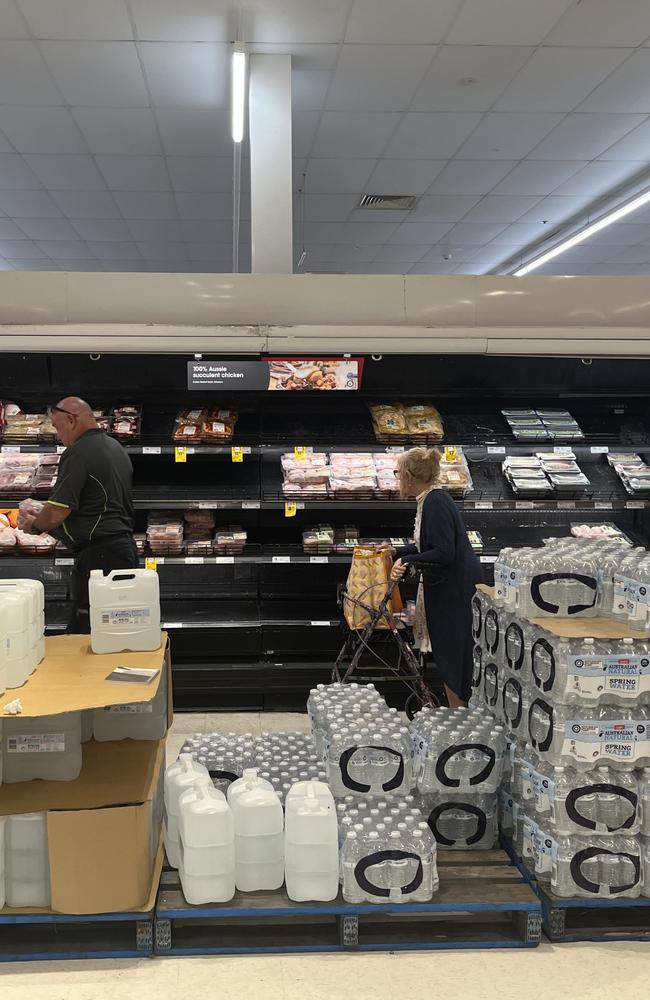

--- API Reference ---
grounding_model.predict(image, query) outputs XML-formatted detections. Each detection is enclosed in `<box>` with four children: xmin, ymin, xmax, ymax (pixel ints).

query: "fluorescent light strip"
<box><xmin>513</xmin><ymin>186</ymin><xmax>650</xmax><ymax>276</ymax></box>
<box><xmin>231</xmin><ymin>45</ymin><xmax>247</xmax><ymax>144</ymax></box>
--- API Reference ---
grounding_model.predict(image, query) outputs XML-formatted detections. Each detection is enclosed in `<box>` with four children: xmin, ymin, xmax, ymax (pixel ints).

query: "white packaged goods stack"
<box><xmin>88</xmin><ymin>568</ymin><xmax>161</xmax><ymax>654</ymax></box>
<box><xmin>229</xmin><ymin>772</ymin><xmax>284</xmax><ymax>892</ymax></box>
<box><xmin>178</xmin><ymin>777</ymin><xmax>235</xmax><ymax>905</ymax></box>
<box><xmin>0</xmin><ymin>579</ymin><xmax>45</xmax><ymax>689</ymax></box>
<box><xmin>1</xmin><ymin>712</ymin><xmax>82</xmax><ymax>783</ymax></box>
<box><xmin>92</xmin><ymin>662</ymin><xmax>168</xmax><ymax>742</ymax></box>
<box><xmin>163</xmin><ymin>753</ymin><xmax>210</xmax><ymax>868</ymax></box>
<box><xmin>284</xmin><ymin>782</ymin><xmax>338</xmax><ymax>902</ymax></box>
<box><xmin>477</xmin><ymin>535</ymin><xmax>650</xmax><ymax>898</ymax></box>
<box><xmin>4</xmin><ymin>812</ymin><xmax>50</xmax><ymax>908</ymax></box>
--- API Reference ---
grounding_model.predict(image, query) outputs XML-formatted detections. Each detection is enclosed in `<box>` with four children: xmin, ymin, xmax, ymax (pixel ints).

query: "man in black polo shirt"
<box><xmin>18</xmin><ymin>397</ymin><xmax>138</xmax><ymax>633</ymax></box>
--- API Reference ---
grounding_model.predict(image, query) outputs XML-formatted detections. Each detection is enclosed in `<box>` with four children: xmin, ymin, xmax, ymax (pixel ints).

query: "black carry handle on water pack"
<box><xmin>502</xmin><ymin>677</ymin><xmax>523</xmax><ymax>729</ymax></box>
<box><xmin>570</xmin><ymin>847</ymin><xmax>640</xmax><ymax>895</ymax></box>
<box><xmin>354</xmin><ymin>851</ymin><xmax>423</xmax><ymax>898</ymax></box>
<box><xmin>427</xmin><ymin>802</ymin><xmax>487</xmax><ymax>847</ymax></box>
<box><xmin>209</xmin><ymin>769</ymin><xmax>239</xmax><ymax>783</ymax></box>
<box><xmin>483</xmin><ymin>662</ymin><xmax>499</xmax><ymax>708</ymax></box>
<box><xmin>505</xmin><ymin>621</ymin><xmax>525</xmax><ymax>672</ymax></box>
<box><xmin>434</xmin><ymin>743</ymin><xmax>495</xmax><ymax>788</ymax></box>
<box><xmin>565</xmin><ymin>783</ymin><xmax>638</xmax><ymax>832</ymax></box>
<box><xmin>484</xmin><ymin>608</ymin><xmax>500</xmax><ymax>654</ymax></box>
<box><xmin>338</xmin><ymin>745</ymin><xmax>404</xmax><ymax>793</ymax></box>
<box><xmin>531</xmin><ymin>572</ymin><xmax>597</xmax><ymax>616</ymax></box>
<box><xmin>528</xmin><ymin>698</ymin><xmax>554</xmax><ymax>753</ymax></box>
<box><xmin>532</xmin><ymin>637</ymin><xmax>556</xmax><ymax>694</ymax></box>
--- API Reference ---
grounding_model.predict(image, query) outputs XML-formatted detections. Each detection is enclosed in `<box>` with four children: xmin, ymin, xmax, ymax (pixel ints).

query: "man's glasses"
<box><xmin>47</xmin><ymin>405</ymin><xmax>76</xmax><ymax>417</ymax></box>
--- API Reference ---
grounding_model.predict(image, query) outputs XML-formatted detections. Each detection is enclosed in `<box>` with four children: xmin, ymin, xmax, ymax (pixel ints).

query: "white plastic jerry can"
<box><xmin>284</xmin><ymin>782</ymin><xmax>339</xmax><ymax>902</ymax></box>
<box><xmin>89</xmin><ymin>568</ymin><xmax>161</xmax><ymax>653</ymax></box>
<box><xmin>164</xmin><ymin>754</ymin><xmax>210</xmax><ymax>869</ymax></box>
<box><xmin>231</xmin><ymin>783</ymin><xmax>284</xmax><ymax>892</ymax></box>
<box><xmin>1</xmin><ymin>712</ymin><xmax>82</xmax><ymax>783</ymax></box>
<box><xmin>93</xmin><ymin>661</ymin><xmax>168</xmax><ymax>742</ymax></box>
<box><xmin>227</xmin><ymin>768</ymin><xmax>275</xmax><ymax>807</ymax></box>
<box><xmin>5</xmin><ymin>812</ymin><xmax>51</xmax><ymax>908</ymax></box>
<box><xmin>178</xmin><ymin>777</ymin><xmax>235</xmax><ymax>904</ymax></box>
<box><xmin>0</xmin><ymin>816</ymin><xmax>5</xmax><ymax>909</ymax></box>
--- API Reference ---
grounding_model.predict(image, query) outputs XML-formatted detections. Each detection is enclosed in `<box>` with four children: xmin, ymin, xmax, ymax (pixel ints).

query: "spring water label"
<box><xmin>563</xmin><ymin>721</ymin><xmax>650</xmax><ymax>764</ymax></box>
<box><xmin>101</xmin><ymin>607</ymin><xmax>152</xmax><ymax>628</ymax></box>
<box><xmin>6</xmin><ymin>733</ymin><xmax>65</xmax><ymax>753</ymax></box>
<box><xmin>535</xmin><ymin>832</ymin><xmax>554</xmax><ymax>876</ymax></box>
<box><xmin>104</xmin><ymin>703</ymin><xmax>153</xmax><ymax>714</ymax></box>
<box><xmin>567</xmin><ymin>655</ymin><xmax>642</xmax><ymax>696</ymax></box>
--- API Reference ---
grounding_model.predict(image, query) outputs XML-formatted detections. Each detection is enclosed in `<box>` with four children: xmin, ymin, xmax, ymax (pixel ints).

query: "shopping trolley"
<box><xmin>332</xmin><ymin>562</ymin><xmax>439</xmax><ymax>719</ymax></box>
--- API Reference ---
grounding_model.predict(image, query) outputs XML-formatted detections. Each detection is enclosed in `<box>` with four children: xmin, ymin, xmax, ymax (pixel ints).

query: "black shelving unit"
<box><xmin>2</xmin><ymin>350</ymin><xmax>650</xmax><ymax>710</ymax></box>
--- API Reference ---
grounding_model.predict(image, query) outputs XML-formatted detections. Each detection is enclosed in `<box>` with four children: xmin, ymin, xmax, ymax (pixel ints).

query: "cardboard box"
<box><xmin>0</xmin><ymin>632</ymin><xmax>172</xmax><ymax>725</ymax></box>
<box><xmin>0</xmin><ymin>739</ymin><xmax>165</xmax><ymax>915</ymax></box>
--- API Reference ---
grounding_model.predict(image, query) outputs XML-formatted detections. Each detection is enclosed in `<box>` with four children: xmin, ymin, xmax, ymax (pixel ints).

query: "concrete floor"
<box><xmin>2</xmin><ymin>712</ymin><xmax>648</xmax><ymax>996</ymax></box>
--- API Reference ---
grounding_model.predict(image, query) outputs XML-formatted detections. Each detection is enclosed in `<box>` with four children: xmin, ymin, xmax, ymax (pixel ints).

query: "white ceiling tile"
<box><xmin>346</xmin><ymin>208</ymin><xmax>409</xmax><ymax>223</ymax></box>
<box><xmin>113</xmin><ymin>190</ymin><xmax>177</xmax><ymax>218</ymax></box>
<box><xmin>0</xmin><ymin>154</ymin><xmax>40</xmax><ymax>189</ymax></box>
<box><xmin>40</xmin><ymin>41</ymin><xmax>148</xmax><ymax>106</ymax></box>
<box><xmin>0</xmin><ymin>0</ymin><xmax>29</xmax><ymax>37</ymax></box>
<box><xmin>346</xmin><ymin>0</ymin><xmax>461</xmax><ymax>44</ymax></box>
<box><xmin>176</xmin><ymin>193</ymin><xmax>232</xmax><ymax>220</ymax></box>
<box><xmin>24</xmin><ymin>154</ymin><xmax>106</xmax><ymax>191</ymax></box>
<box><xmin>51</xmin><ymin>190</ymin><xmax>120</xmax><ymax>218</ymax></box>
<box><xmin>552</xmin><ymin>160</ymin><xmax>644</xmax><ymax>197</ymax></box>
<box><xmin>413</xmin><ymin>45</ymin><xmax>533</xmax><ymax>113</ymax></box>
<box><xmin>14</xmin><ymin>217</ymin><xmax>78</xmax><ymax>239</ymax></box>
<box><xmin>0</xmin><ymin>40</ymin><xmax>63</xmax><ymax>103</ymax></box>
<box><xmin>599</xmin><ymin>118</ymin><xmax>650</xmax><ymax>160</ymax></box>
<box><xmin>299</xmin><ymin>222</ymin><xmax>345</xmax><ymax>243</ymax></box>
<box><xmin>429</xmin><ymin>160</ymin><xmax>517</xmax><ymax>195</ymax></box>
<box><xmin>37</xmin><ymin>239</ymin><xmax>94</xmax><ymax>259</ymax></box>
<box><xmin>167</xmin><ymin>156</ymin><xmax>232</xmax><ymax>193</ymax></box>
<box><xmin>87</xmin><ymin>241</ymin><xmax>143</xmax><ymax>260</ymax></box>
<box><xmin>374</xmin><ymin>243</ymin><xmax>430</xmax><ymax>262</ymax></box>
<box><xmin>187</xmin><ymin>243</ymin><xmax>232</xmax><ymax>261</ymax></box>
<box><xmin>518</xmin><ymin>194</ymin><xmax>592</xmax><ymax>224</ymax></box>
<box><xmin>326</xmin><ymin>44</ymin><xmax>435</xmax><ymax>113</ymax></box>
<box><xmin>612</xmin><ymin>245</ymin><xmax>650</xmax><ymax>263</ymax></box>
<box><xmin>249</xmin><ymin>43</ymin><xmax>338</xmax><ymax>72</ymax></box>
<box><xmin>456</xmin><ymin>113</ymin><xmax>563</xmax><ymax>159</ymax></box>
<box><xmin>18</xmin><ymin>0</ymin><xmax>132</xmax><ymax>38</ymax></box>
<box><xmin>365</xmin><ymin>159</ymin><xmax>446</xmax><ymax>196</ymax></box>
<box><xmin>136</xmin><ymin>240</ymin><xmax>187</xmax><ymax>260</ymax></box>
<box><xmin>447</xmin><ymin>0</ymin><xmax>573</xmax><ymax>44</ymax></box>
<box><xmin>293</xmin><ymin>110</ymin><xmax>321</xmax><ymax>158</ymax></box>
<box><xmin>58</xmin><ymin>261</ymin><xmax>106</xmax><ymax>271</ymax></box>
<box><xmin>580</xmin><ymin>50</ymin><xmax>650</xmax><ymax>112</ymax></box>
<box><xmin>409</xmin><ymin>194</ymin><xmax>481</xmax><ymax>222</ymax></box>
<box><xmin>304</xmin><ymin>158</ymin><xmax>375</xmax><ymax>194</ymax></box>
<box><xmin>292</xmin><ymin>71</ymin><xmax>330</xmax><ymax>111</ymax></box>
<box><xmin>95</xmin><ymin>155</ymin><xmax>170</xmax><ymax>191</ymax></box>
<box><xmin>156</xmin><ymin>108</ymin><xmax>232</xmax><ymax>157</ymax></box>
<box><xmin>588</xmin><ymin>221</ymin><xmax>650</xmax><ymax>244</ymax></box>
<box><xmin>100</xmin><ymin>260</ymin><xmax>147</xmax><ymax>271</ymax></box>
<box><xmin>463</xmin><ymin>243</ymin><xmax>518</xmax><ymax>265</ymax></box>
<box><xmin>72</xmin><ymin>109</ymin><xmax>162</xmax><ymax>155</ymax></box>
<box><xmin>0</xmin><ymin>190</ymin><xmax>62</xmax><ymax>216</ymax></box>
<box><xmin>70</xmin><ymin>219</ymin><xmax>132</xmax><ymax>241</ymax></box>
<box><xmin>409</xmin><ymin>260</ymin><xmax>459</xmax><ymax>274</ymax></box>
<box><xmin>546</xmin><ymin>0</ymin><xmax>650</xmax><ymax>46</ymax></box>
<box><xmin>131</xmin><ymin>0</ymin><xmax>229</xmax><ymax>42</ymax></box>
<box><xmin>492</xmin><ymin>160</ymin><xmax>586</xmax><ymax>195</ymax></box>
<box><xmin>339</xmin><ymin>221</ymin><xmax>403</xmax><ymax>244</ymax></box>
<box><xmin>452</xmin><ymin>262</ymin><xmax>490</xmax><ymax>274</ymax></box>
<box><xmin>384</xmin><ymin>113</ymin><xmax>482</xmax><ymax>159</ymax></box>
<box><xmin>496</xmin><ymin>47</ymin><xmax>631</xmax><ymax>113</ymax></box>
<box><xmin>462</xmin><ymin>194</ymin><xmax>543</xmax><ymax>223</ymax></box>
<box><xmin>0</xmin><ymin>132</ymin><xmax>12</xmax><ymax>153</ymax></box>
<box><xmin>0</xmin><ymin>108</ymin><xmax>87</xmax><ymax>154</ymax></box>
<box><xmin>390</xmin><ymin>221</ymin><xmax>455</xmax><ymax>244</ymax></box>
<box><xmin>532</xmin><ymin>113</ymin><xmax>645</xmax><ymax>159</ymax></box>
<box><xmin>139</xmin><ymin>42</ymin><xmax>228</xmax><ymax>108</ymax></box>
<box><xmin>441</xmin><ymin>222</ymin><xmax>508</xmax><ymax>244</ymax></box>
<box><xmin>0</xmin><ymin>219</ymin><xmax>26</xmax><ymax>238</ymax></box>
<box><xmin>127</xmin><ymin>219</ymin><xmax>183</xmax><ymax>242</ymax></box>
<box><xmin>313</xmin><ymin>244</ymin><xmax>379</xmax><ymax>263</ymax></box>
<box><xmin>181</xmin><ymin>219</ymin><xmax>231</xmax><ymax>241</ymax></box>
<box><xmin>245</xmin><ymin>0</ymin><xmax>350</xmax><ymax>44</ymax></box>
<box><xmin>422</xmin><ymin>244</ymin><xmax>481</xmax><ymax>262</ymax></box>
<box><xmin>312</xmin><ymin>112</ymin><xmax>400</xmax><ymax>158</ymax></box>
<box><xmin>5</xmin><ymin>258</ymin><xmax>58</xmax><ymax>269</ymax></box>
<box><xmin>0</xmin><ymin>239</ymin><xmax>48</xmax><ymax>258</ymax></box>
<box><xmin>491</xmin><ymin>221</ymin><xmax>556</xmax><ymax>244</ymax></box>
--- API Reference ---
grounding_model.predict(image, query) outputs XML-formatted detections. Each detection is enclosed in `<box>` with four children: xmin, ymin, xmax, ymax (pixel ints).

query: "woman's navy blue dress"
<box><xmin>398</xmin><ymin>489</ymin><xmax>482</xmax><ymax>702</ymax></box>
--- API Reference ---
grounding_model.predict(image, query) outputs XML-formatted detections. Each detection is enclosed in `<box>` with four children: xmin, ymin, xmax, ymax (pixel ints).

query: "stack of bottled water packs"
<box><xmin>473</xmin><ymin>534</ymin><xmax>650</xmax><ymax>898</ymax></box>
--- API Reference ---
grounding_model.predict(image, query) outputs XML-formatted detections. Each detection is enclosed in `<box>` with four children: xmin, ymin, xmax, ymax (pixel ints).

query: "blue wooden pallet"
<box><xmin>0</xmin><ymin>908</ymin><xmax>154</xmax><ymax>962</ymax></box>
<box><xmin>154</xmin><ymin>849</ymin><xmax>542</xmax><ymax>955</ymax></box>
<box><xmin>500</xmin><ymin>835</ymin><xmax>650</xmax><ymax>943</ymax></box>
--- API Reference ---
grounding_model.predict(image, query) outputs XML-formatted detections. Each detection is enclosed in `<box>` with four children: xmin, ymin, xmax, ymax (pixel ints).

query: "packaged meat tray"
<box><xmin>302</xmin><ymin>526</ymin><xmax>335</xmax><ymax>554</ymax></box>
<box><xmin>172</xmin><ymin>405</ymin><xmax>239</xmax><ymax>444</ymax></box>
<box><xmin>214</xmin><ymin>527</ymin><xmax>246</xmax><ymax>555</ymax></box>
<box><xmin>14</xmin><ymin>528</ymin><xmax>58</xmax><ymax>554</ymax></box>
<box><xmin>571</xmin><ymin>523</ymin><xmax>632</xmax><ymax>543</ymax></box>
<box><xmin>369</xmin><ymin>402</ymin><xmax>443</xmax><ymax>442</ymax></box>
<box><xmin>0</xmin><ymin>513</ymin><xmax>17</xmax><ymax>554</ymax></box>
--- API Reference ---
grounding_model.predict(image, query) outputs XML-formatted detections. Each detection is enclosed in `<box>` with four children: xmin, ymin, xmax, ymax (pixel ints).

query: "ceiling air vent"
<box><xmin>358</xmin><ymin>194</ymin><xmax>418</xmax><ymax>210</ymax></box>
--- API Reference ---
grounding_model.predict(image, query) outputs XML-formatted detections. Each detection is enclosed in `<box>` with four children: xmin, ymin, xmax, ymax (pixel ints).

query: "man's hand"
<box><xmin>17</xmin><ymin>511</ymin><xmax>37</xmax><ymax>532</ymax></box>
<box><xmin>390</xmin><ymin>558</ymin><xmax>407</xmax><ymax>582</ymax></box>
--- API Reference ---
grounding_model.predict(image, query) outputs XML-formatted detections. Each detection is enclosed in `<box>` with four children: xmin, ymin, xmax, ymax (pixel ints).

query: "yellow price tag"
<box><xmin>231</xmin><ymin>446</ymin><xmax>243</xmax><ymax>463</ymax></box>
<box><xmin>285</xmin><ymin>501</ymin><xmax>297</xmax><ymax>518</ymax></box>
<box><xmin>145</xmin><ymin>557</ymin><xmax>157</xmax><ymax>572</ymax></box>
<box><xmin>294</xmin><ymin>446</ymin><xmax>307</xmax><ymax>461</ymax></box>
<box><xmin>444</xmin><ymin>446</ymin><xmax>457</xmax><ymax>463</ymax></box>
<box><xmin>175</xmin><ymin>446</ymin><xmax>187</xmax><ymax>463</ymax></box>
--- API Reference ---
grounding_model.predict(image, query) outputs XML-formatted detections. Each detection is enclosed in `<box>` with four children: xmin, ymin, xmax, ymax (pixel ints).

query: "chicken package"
<box><xmin>0</xmin><ymin>514</ymin><xmax>17</xmax><ymax>553</ymax></box>
<box><xmin>175</xmin><ymin>408</ymin><xmax>207</xmax><ymax>424</ymax></box>
<box><xmin>14</xmin><ymin>528</ymin><xmax>58</xmax><ymax>553</ymax></box>
<box><xmin>284</xmin><ymin>466</ymin><xmax>331</xmax><ymax>486</ymax></box>
<box><xmin>302</xmin><ymin>525</ymin><xmax>335</xmax><ymax>554</ymax></box>
<box><xmin>214</xmin><ymin>526</ymin><xmax>247</xmax><ymax>555</ymax></box>
<box><xmin>404</xmin><ymin>404</ymin><xmax>444</xmax><ymax>440</ymax></box>
<box><xmin>202</xmin><ymin>419</ymin><xmax>235</xmax><ymax>442</ymax></box>
<box><xmin>369</xmin><ymin>403</ymin><xmax>409</xmax><ymax>438</ymax></box>
<box><xmin>173</xmin><ymin>422</ymin><xmax>203</xmax><ymax>443</ymax></box>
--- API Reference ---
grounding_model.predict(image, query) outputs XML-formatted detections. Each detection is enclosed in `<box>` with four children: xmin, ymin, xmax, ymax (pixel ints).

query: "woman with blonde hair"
<box><xmin>391</xmin><ymin>447</ymin><xmax>481</xmax><ymax>707</ymax></box>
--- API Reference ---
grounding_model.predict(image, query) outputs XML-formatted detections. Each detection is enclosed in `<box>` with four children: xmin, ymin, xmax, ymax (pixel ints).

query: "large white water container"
<box><xmin>2</xmin><ymin>712</ymin><xmax>82</xmax><ymax>783</ymax></box>
<box><xmin>285</xmin><ymin>782</ymin><xmax>339</xmax><ymax>902</ymax></box>
<box><xmin>0</xmin><ymin>588</ymin><xmax>38</xmax><ymax>688</ymax></box>
<box><xmin>92</xmin><ymin>662</ymin><xmax>167</xmax><ymax>741</ymax></box>
<box><xmin>178</xmin><ymin>777</ymin><xmax>235</xmax><ymax>904</ymax></box>
<box><xmin>0</xmin><ymin>816</ymin><xmax>5</xmax><ymax>909</ymax></box>
<box><xmin>164</xmin><ymin>754</ymin><xmax>210</xmax><ymax>868</ymax></box>
<box><xmin>0</xmin><ymin>579</ymin><xmax>44</xmax><ymax>672</ymax></box>
<box><xmin>231</xmin><ymin>782</ymin><xmax>284</xmax><ymax>892</ymax></box>
<box><xmin>89</xmin><ymin>569</ymin><xmax>161</xmax><ymax>653</ymax></box>
<box><xmin>227</xmin><ymin>768</ymin><xmax>274</xmax><ymax>807</ymax></box>
<box><xmin>5</xmin><ymin>812</ymin><xmax>51</xmax><ymax>908</ymax></box>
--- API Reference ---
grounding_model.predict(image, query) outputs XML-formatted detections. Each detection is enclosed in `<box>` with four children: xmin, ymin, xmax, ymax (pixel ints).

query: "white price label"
<box><xmin>142</xmin><ymin>446</ymin><xmax>161</xmax><ymax>454</ymax></box>
<box><xmin>56</xmin><ymin>445</ymin><xmax>66</xmax><ymax>454</ymax></box>
<box><xmin>385</xmin><ymin>446</ymin><xmax>405</xmax><ymax>453</ymax></box>
<box><xmin>184</xmin><ymin>556</ymin><xmax>204</xmax><ymax>564</ymax></box>
<box><xmin>515</xmin><ymin>501</ymin><xmax>535</xmax><ymax>510</ymax></box>
<box><xmin>197</xmin><ymin>502</ymin><xmax>217</xmax><ymax>509</ymax></box>
<box><xmin>626</xmin><ymin>501</ymin><xmax>646</xmax><ymax>509</ymax></box>
<box><xmin>595</xmin><ymin>502</ymin><xmax>613</xmax><ymax>510</ymax></box>
<box><xmin>558</xmin><ymin>500</ymin><xmax>576</xmax><ymax>509</ymax></box>
<box><xmin>54</xmin><ymin>557</ymin><xmax>74</xmax><ymax>566</ymax></box>
<box><xmin>481</xmin><ymin>555</ymin><xmax>498</xmax><ymax>563</ymax></box>
<box><xmin>215</xmin><ymin>556</ymin><xmax>235</xmax><ymax>564</ymax></box>
<box><xmin>310</xmin><ymin>620</ymin><xmax>332</xmax><ymax>626</ymax></box>
<box><xmin>163</xmin><ymin>622</ymin><xmax>183</xmax><ymax>629</ymax></box>
<box><xmin>272</xmin><ymin>556</ymin><xmax>291</xmax><ymax>563</ymax></box>
<box><xmin>1</xmin><ymin>445</ymin><xmax>20</xmax><ymax>453</ymax></box>
<box><xmin>554</xmin><ymin>447</ymin><xmax>573</xmax><ymax>455</ymax></box>
<box><xmin>475</xmin><ymin>501</ymin><xmax>494</xmax><ymax>510</ymax></box>
<box><xmin>487</xmin><ymin>446</ymin><xmax>506</xmax><ymax>455</ymax></box>
<box><xmin>242</xmin><ymin>501</ymin><xmax>261</xmax><ymax>509</ymax></box>
<box><xmin>590</xmin><ymin>446</ymin><xmax>609</xmax><ymax>454</ymax></box>
<box><xmin>310</xmin><ymin>556</ymin><xmax>329</xmax><ymax>564</ymax></box>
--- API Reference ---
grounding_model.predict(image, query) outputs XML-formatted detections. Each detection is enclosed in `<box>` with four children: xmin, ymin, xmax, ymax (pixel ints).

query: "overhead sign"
<box><xmin>187</xmin><ymin>358</ymin><xmax>363</xmax><ymax>391</ymax></box>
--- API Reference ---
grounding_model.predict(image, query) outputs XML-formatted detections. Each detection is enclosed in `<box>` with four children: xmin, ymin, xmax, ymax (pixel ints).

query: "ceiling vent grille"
<box><xmin>358</xmin><ymin>194</ymin><xmax>417</xmax><ymax>210</ymax></box>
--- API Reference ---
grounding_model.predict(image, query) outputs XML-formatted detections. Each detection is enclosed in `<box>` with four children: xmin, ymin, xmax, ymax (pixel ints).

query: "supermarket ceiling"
<box><xmin>4</xmin><ymin>1</ymin><xmax>650</xmax><ymax>275</ymax></box>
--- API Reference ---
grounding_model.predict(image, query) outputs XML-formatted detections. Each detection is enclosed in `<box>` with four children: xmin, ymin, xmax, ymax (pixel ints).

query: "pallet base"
<box><xmin>0</xmin><ymin>910</ymin><xmax>154</xmax><ymax>963</ymax></box>
<box><xmin>155</xmin><ymin>850</ymin><xmax>541</xmax><ymax>955</ymax></box>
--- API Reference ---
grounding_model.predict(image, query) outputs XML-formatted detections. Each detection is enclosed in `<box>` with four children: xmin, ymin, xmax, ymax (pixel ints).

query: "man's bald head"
<box><xmin>51</xmin><ymin>396</ymin><xmax>98</xmax><ymax>446</ymax></box>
